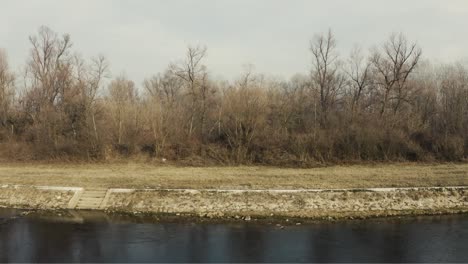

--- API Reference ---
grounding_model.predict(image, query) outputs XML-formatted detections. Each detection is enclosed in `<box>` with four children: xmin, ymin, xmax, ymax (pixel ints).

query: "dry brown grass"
<box><xmin>0</xmin><ymin>162</ymin><xmax>466</xmax><ymax>189</ymax></box>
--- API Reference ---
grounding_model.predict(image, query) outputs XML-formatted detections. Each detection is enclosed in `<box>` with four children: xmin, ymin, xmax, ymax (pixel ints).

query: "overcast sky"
<box><xmin>1</xmin><ymin>0</ymin><xmax>468</xmax><ymax>83</ymax></box>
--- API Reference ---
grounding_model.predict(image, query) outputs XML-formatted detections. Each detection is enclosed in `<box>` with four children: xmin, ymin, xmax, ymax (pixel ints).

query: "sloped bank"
<box><xmin>0</xmin><ymin>185</ymin><xmax>76</xmax><ymax>209</ymax></box>
<box><xmin>1</xmin><ymin>184</ymin><xmax>468</xmax><ymax>219</ymax></box>
<box><xmin>106</xmin><ymin>187</ymin><xmax>468</xmax><ymax>218</ymax></box>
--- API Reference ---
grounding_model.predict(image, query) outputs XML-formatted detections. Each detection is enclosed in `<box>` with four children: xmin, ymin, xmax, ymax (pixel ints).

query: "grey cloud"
<box><xmin>1</xmin><ymin>0</ymin><xmax>467</xmax><ymax>84</ymax></box>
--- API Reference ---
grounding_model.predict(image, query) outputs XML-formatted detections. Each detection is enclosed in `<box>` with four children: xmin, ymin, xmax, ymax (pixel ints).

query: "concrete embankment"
<box><xmin>1</xmin><ymin>184</ymin><xmax>468</xmax><ymax>219</ymax></box>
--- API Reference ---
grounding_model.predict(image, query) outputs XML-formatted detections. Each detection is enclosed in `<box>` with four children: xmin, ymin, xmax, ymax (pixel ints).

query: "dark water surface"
<box><xmin>0</xmin><ymin>209</ymin><xmax>467</xmax><ymax>263</ymax></box>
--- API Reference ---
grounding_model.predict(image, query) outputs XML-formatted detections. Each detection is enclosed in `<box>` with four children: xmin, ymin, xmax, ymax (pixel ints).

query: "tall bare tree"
<box><xmin>108</xmin><ymin>75</ymin><xmax>138</xmax><ymax>146</ymax></box>
<box><xmin>74</xmin><ymin>55</ymin><xmax>108</xmax><ymax>144</ymax></box>
<box><xmin>143</xmin><ymin>69</ymin><xmax>184</xmax><ymax>154</ymax></box>
<box><xmin>26</xmin><ymin>26</ymin><xmax>73</xmax><ymax>107</ymax></box>
<box><xmin>346</xmin><ymin>46</ymin><xmax>371</xmax><ymax>114</ymax></box>
<box><xmin>0</xmin><ymin>49</ymin><xmax>15</xmax><ymax>133</ymax></box>
<box><xmin>22</xmin><ymin>26</ymin><xmax>74</xmax><ymax>148</ymax></box>
<box><xmin>438</xmin><ymin>63</ymin><xmax>468</xmax><ymax>136</ymax></box>
<box><xmin>170</xmin><ymin>46</ymin><xmax>214</xmax><ymax>140</ymax></box>
<box><xmin>310</xmin><ymin>29</ymin><xmax>346</xmax><ymax>125</ymax></box>
<box><xmin>371</xmin><ymin>33</ymin><xmax>422</xmax><ymax>116</ymax></box>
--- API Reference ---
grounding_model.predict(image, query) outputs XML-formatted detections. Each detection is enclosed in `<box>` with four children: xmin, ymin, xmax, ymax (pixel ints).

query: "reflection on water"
<box><xmin>0</xmin><ymin>209</ymin><xmax>467</xmax><ymax>262</ymax></box>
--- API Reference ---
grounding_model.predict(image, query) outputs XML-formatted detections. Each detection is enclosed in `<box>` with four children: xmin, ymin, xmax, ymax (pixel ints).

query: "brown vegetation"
<box><xmin>0</xmin><ymin>26</ymin><xmax>467</xmax><ymax>165</ymax></box>
<box><xmin>0</xmin><ymin>163</ymin><xmax>466</xmax><ymax>189</ymax></box>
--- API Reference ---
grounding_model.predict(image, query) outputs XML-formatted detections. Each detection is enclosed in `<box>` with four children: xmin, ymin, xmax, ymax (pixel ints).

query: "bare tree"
<box><xmin>437</xmin><ymin>63</ymin><xmax>468</xmax><ymax>135</ymax></box>
<box><xmin>0</xmin><ymin>49</ymin><xmax>15</xmax><ymax>132</ymax></box>
<box><xmin>27</xmin><ymin>26</ymin><xmax>73</xmax><ymax>107</ymax></box>
<box><xmin>75</xmin><ymin>55</ymin><xmax>108</xmax><ymax>143</ymax></box>
<box><xmin>21</xmin><ymin>26</ymin><xmax>74</xmax><ymax>148</ymax></box>
<box><xmin>371</xmin><ymin>33</ymin><xmax>422</xmax><ymax>115</ymax></box>
<box><xmin>310</xmin><ymin>29</ymin><xmax>346</xmax><ymax>124</ymax></box>
<box><xmin>170</xmin><ymin>45</ymin><xmax>214</xmax><ymax>141</ymax></box>
<box><xmin>346</xmin><ymin>45</ymin><xmax>371</xmax><ymax>114</ymax></box>
<box><xmin>221</xmin><ymin>69</ymin><xmax>267</xmax><ymax>162</ymax></box>
<box><xmin>144</xmin><ymin>70</ymin><xmax>183</xmax><ymax>105</ymax></box>
<box><xmin>143</xmin><ymin>69</ymin><xmax>184</xmax><ymax>154</ymax></box>
<box><xmin>108</xmin><ymin>75</ymin><xmax>138</xmax><ymax>145</ymax></box>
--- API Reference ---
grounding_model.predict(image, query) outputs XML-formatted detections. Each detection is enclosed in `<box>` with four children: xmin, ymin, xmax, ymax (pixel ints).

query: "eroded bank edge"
<box><xmin>0</xmin><ymin>184</ymin><xmax>467</xmax><ymax>220</ymax></box>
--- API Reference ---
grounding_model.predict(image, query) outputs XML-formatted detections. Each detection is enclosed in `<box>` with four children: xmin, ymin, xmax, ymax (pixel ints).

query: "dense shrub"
<box><xmin>0</xmin><ymin>27</ymin><xmax>467</xmax><ymax>165</ymax></box>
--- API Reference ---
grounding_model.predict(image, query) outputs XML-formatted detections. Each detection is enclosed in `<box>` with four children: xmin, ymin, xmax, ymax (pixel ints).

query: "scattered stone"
<box><xmin>1</xmin><ymin>184</ymin><xmax>466</xmax><ymax>221</ymax></box>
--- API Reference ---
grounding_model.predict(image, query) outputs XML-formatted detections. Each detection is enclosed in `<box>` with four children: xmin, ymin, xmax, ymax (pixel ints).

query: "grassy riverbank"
<box><xmin>0</xmin><ymin>162</ymin><xmax>466</xmax><ymax>189</ymax></box>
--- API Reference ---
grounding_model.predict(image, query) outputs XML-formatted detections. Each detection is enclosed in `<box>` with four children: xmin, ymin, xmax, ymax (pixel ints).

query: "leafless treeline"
<box><xmin>0</xmin><ymin>26</ymin><xmax>466</xmax><ymax>164</ymax></box>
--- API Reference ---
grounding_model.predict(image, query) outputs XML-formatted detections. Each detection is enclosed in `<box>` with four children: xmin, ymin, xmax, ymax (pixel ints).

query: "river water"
<box><xmin>0</xmin><ymin>209</ymin><xmax>467</xmax><ymax>262</ymax></box>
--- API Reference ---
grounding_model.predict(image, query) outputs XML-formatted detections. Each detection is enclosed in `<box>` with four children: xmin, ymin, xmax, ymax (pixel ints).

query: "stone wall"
<box><xmin>0</xmin><ymin>184</ymin><xmax>467</xmax><ymax>219</ymax></box>
<box><xmin>105</xmin><ymin>187</ymin><xmax>468</xmax><ymax>218</ymax></box>
<box><xmin>0</xmin><ymin>185</ymin><xmax>75</xmax><ymax>209</ymax></box>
